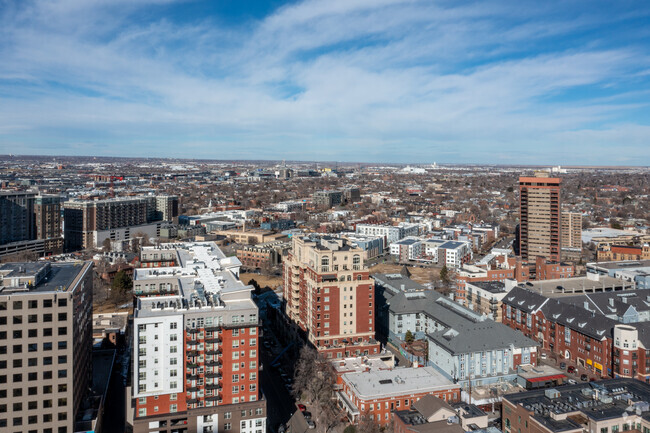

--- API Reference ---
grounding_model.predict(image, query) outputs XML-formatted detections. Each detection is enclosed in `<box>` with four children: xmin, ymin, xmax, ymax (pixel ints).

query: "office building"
<box><xmin>131</xmin><ymin>243</ymin><xmax>266</xmax><ymax>433</ymax></box>
<box><xmin>519</xmin><ymin>173</ymin><xmax>561</xmax><ymax>262</ymax></box>
<box><xmin>0</xmin><ymin>260</ymin><xmax>93</xmax><ymax>432</ymax></box>
<box><xmin>283</xmin><ymin>236</ymin><xmax>380</xmax><ymax>358</ymax></box>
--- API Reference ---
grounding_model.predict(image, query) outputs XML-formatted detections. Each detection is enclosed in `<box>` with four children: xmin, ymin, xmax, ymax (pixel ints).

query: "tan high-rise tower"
<box><xmin>519</xmin><ymin>172</ymin><xmax>561</xmax><ymax>262</ymax></box>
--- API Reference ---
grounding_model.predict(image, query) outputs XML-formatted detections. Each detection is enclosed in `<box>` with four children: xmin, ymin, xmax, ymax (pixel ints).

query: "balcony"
<box><xmin>206</xmin><ymin>349</ymin><xmax>221</xmax><ymax>356</ymax></box>
<box><xmin>206</xmin><ymin>360</ymin><xmax>222</xmax><ymax>367</ymax></box>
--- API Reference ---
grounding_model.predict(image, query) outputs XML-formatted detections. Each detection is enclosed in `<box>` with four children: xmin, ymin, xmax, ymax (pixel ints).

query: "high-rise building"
<box><xmin>0</xmin><ymin>191</ymin><xmax>63</xmax><ymax>258</ymax></box>
<box><xmin>561</xmin><ymin>211</ymin><xmax>582</xmax><ymax>249</ymax></box>
<box><xmin>519</xmin><ymin>173</ymin><xmax>561</xmax><ymax>262</ymax></box>
<box><xmin>64</xmin><ymin>196</ymin><xmax>178</xmax><ymax>250</ymax></box>
<box><xmin>0</xmin><ymin>260</ymin><xmax>93</xmax><ymax>432</ymax></box>
<box><xmin>35</xmin><ymin>195</ymin><xmax>62</xmax><ymax>241</ymax></box>
<box><xmin>155</xmin><ymin>195</ymin><xmax>180</xmax><ymax>222</ymax></box>
<box><xmin>0</xmin><ymin>191</ymin><xmax>36</xmax><ymax>245</ymax></box>
<box><xmin>131</xmin><ymin>242</ymin><xmax>266</xmax><ymax>433</ymax></box>
<box><xmin>283</xmin><ymin>236</ymin><xmax>380</xmax><ymax>358</ymax></box>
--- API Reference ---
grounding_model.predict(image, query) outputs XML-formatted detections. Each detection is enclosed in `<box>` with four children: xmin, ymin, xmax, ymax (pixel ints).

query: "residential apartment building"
<box><xmin>534</xmin><ymin>257</ymin><xmax>575</xmax><ymax>281</ymax></box>
<box><xmin>501</xmin><ymin>286</ymin><xmax>616</xmax><ymax>378</ymax></box>
<box><xmin>390</xmin><ymin>238</ymin><xmax>423</xmax><ymax>262</ymax></box>
<box><xmin>356</xmin><ymin>224</ymin><xmax>405</xmax><ymax>245</ymax></box>
<box><xmin>283</xmin><ymin>236</ymin><xmax>380</xmax><ymax>358</ymax></box>
<box><xmin>465</xmin><ymin>280</ymin><xmax>513</xmax><ymax>321</ymax></box>
<box><xmin>236</xmin><ymin>241</ymin><xmax>290</xmax><ymax>270</ymax></box>
<box><xmin>0</xmin><ymin>191</ymin><xmax>63</xmax><ymax>257</ymax></box>
<box><xmin>312</xmin><ymin>191</ymin><xmax>343</xmax><ymax>208</ymax></box>
<box><xmin>598</xmin><ymin>244</ymin><xmax>650</xmax><ymax>262</ymax></box>
<box><xmin>519</xmin><ymin>173</ymin><xmax>561</xmax><ymax>262</ymax></box>
<box><xmin>64</xmin><ymin>196</ymin><xmax>177</xmax><ymax>250</ymax></box>
<box><xmin>0</xmin><ymin>260</ymin><xmax>93</xmax><ymax>433</ymax></box>
<box><xmin>337</xmin><ymin>367</ymin><xmax>460</xmax><ymax>426</ymax></box>
<box><xmin>560</xmin><ymin>211</ymin><xmax>582</xmax><ymax>249</ymax></box>
<box><xmin>131</xmin><ymin>242</ymin><xmax>266</xmax><ymax>433</ymax></box>
<box><xmin>375</xmin><ymin>274</ymin><xmax>537</xmax><ymax>386</ymax></box>
<box><xmin>588</xmin><ymin>259</ymin><xmax>650</xmax><ymax>290</ymax></box>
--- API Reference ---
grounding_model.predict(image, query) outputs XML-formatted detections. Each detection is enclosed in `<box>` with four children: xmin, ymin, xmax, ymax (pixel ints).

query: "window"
<box><xmin>58</xmin><ymin>298</ymin><xmax>67</xmax><ymax>307</ymax></box>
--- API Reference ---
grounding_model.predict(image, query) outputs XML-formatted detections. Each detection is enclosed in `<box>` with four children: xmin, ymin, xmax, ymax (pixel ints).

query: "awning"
<box><xmin>527</xmin><ymin>374</ymin><xmax>566</xmax><ymax>383</ymax></box>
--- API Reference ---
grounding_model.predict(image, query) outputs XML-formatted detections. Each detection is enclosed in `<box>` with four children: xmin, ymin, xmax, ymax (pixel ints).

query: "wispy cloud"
<box><xmin>0</xmin><ymin>0</ymin><xmax>649</xmax><ymax>164</ymax></box>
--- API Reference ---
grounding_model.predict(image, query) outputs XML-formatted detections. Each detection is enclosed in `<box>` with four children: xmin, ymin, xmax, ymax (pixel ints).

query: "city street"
<box><xmin>538</xmin><ymin>349</ymin><xmax>604</xmax><ymax>383</ymax></box>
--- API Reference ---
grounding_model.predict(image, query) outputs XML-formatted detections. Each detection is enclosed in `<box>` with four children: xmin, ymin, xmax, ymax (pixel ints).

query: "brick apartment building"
<box><xmin>283</xmin><ymin>236</ymin><xmax>380</xmax><ymax>358</ymax></box>
<box><xmin>501</xmin><ymin>287</ymin><xmax>615</xmax><ymax>378</ymax></box>
<box><xmin>598</xmin><ymin>244</ymin><xmax>650</xmax><ymax>262</ymax></box>
<box><xmin>131</xmin><ymin>243</ymin><xmax>266</xmax><ymax>433</ymax></box>
<box><xmin>534</xmin><ymin>256</ymin><xmax>575</xmax><ymax>281</ymax></box>
<box><xmin>337</xmin><ymin>367</ymin><xmax>460</xmax><ymax>426</ymax></box>
<box><xmin>0</xmin><ymin>260</ymin><xmax>93</xmax><ymax>433</ymax></box>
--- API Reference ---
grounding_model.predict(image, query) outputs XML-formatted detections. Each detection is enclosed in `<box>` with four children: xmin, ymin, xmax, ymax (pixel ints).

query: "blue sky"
<box><xmin>1</xmin><ymin>0</ymin><xmax>649</xmax><ymax>165</ymax></box>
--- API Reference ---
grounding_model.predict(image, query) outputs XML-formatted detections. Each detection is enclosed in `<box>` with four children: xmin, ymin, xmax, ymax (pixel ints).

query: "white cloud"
<box><xmin>0</xmin><ymin>0</ymin><xmax>649</xmax><ymax>164</ymax></box>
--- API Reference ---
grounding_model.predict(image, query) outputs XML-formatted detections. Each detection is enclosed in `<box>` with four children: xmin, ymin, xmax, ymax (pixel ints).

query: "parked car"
<box><xmin>307</xmin><ymin>420</ymin><xmax>316</xmax><ymax>429</ymax></box>
<box><xmin>567</xmin><ymin>366</ymin><xmax>576</xmax><ymax>374</ymax></box>
<box><xmin>567</xmin><ymin>379</ymin><xmax>577</xmax><ymax>385</ymax></box>
<box><xmin>540</xmin><ymin>353</ymin><xmax>547</xmax><ymax>360</ymax></box>
<box><xmin>303</xmin><ymin>411</ymin><xmax>312</xmax><ymax>420</ymax></box>
<box><xmin>581</xmin><ymin>374</ymin><xmax>589</xmax><ymax>381</ymax></box>
<box><xmin>278</xmin><ymin>424</ymin><xmax>286</xmax><ymax>433</ymax></box>
<box><xmin>297</xmin><ymin>404</ymin><xmax>306</xmax><ymax>412</ymax></box>
<box><xmin>559</xmin><ymin>362</ymin><xmax>566</xmax><ymax>370</ymax></box>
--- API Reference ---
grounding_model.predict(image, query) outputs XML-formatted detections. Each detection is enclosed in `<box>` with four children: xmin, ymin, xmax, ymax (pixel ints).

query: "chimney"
<box><xmin>584</xmin><ymin>301</ymin><xmax>590</xmax><ymax>311</ymax></box>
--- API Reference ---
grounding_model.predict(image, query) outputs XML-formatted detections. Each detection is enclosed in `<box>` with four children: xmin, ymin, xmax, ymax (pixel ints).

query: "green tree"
<box><xmin>112</xmin><ymin>270</ymin><xmax>132</xmax><ymax>295</ymax></box>
<box><xmin>405</xmin><ymin>330</ymin><xmax>415</xmax><ymax>344</ymax></box>
<box><xmin>440</xmin><ymin>265</ymin><xmax>450</xmax><ymax>285</ymax></box>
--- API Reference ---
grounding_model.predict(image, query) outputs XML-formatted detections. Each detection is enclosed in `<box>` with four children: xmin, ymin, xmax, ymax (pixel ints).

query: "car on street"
<box><xmin>581</xmin><ymin>374</ymin><xmax>589</xmax><ymax>381</ymax></box>
<box><xmin>307</xmin><ymin>420</ymin><xmax>316</xmax><ymax>429</ymax></box>
<box><xmin>568</xmin><ymin>366</ymin><xmax>576</xmax><ymax>374</ymax></box>
<box><xmin>540</xmin><ymin>353</ymin><xmax>547</xmax><ymax>360</ymax></box>
<box><xmin>567</xmin><ymin>379</ymin><xmax>577</xmax><ymax>385</ymax></box>
<box><xmin>559</xmin><ymin>362</ymin><xmax>566</xmax><ymax>370</ymax></box>
<box><xmin>303</xmin><ymin>412</ymin><xmax>312</xmax><ymax>420</ymax></box>
<box><xmin>297</xmin><ymin>404</ymin><xmax>306</xmax><ymax>412</ymax></box>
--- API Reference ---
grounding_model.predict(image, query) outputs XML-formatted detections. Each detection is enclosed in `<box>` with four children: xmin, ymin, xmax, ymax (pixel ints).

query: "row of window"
<box><xmin>0</xmin><ymin>299</ymin><xmax>67</xmax><ymax>310</ymax></box>
<box><xmin>0</xmin><ymin>341</ymin><xmax>68</xmax><ymax>354</ymax></box>
<box><xmin>0</xmin><ymin>312</ymin><xmax>68</xmax><ymax>325</ymax></box>
<box><xmin>0</xmin><ymin>370</ymin><xmax>67</xmax><ymax>383</ymax></box>
<box><xmin>0</xmin><ymin>327</ymin><xmax>67</xmax><ymax>339</ymax></box>
<box><xmin>0</xmin><ymin>412</ymin><xmax>68</xmax><ymax>428</ymax></box>
<box><xmin>0</xmin><ymin>355</ymin><xmax>67</xmax><ymax>369</ymax></box>
<box><xmin>0</xmin><ymin>384</ymin><xmax>67</xmax><ymax>399</ymax></box>
<box><xmin>0</xmin><ymin>398</ymin><xmax>67</xmax><ymax>412</ymax></box>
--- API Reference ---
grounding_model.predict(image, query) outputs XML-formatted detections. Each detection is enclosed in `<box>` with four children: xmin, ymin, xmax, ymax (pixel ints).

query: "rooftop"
<box><xmin>0</xmin><ymin>261</ymin><xmax>91</xmax><ymax>294</ymax></box>
<box><xmin>342</xmin><ymin>366</ymin><xmax>457</xmax><ymax>399</ymax></box>
<box><xmin>467</xmin><ymin>281</ymin><xmax>507</xmax><ymax>294</ymax></box>
<box><xmin>505</xmin><ymin>378</ymin><xmax>650</xmax><ymax>432</ymax></box>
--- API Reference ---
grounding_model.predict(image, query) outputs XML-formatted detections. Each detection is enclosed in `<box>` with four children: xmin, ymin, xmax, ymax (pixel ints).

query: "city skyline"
<box><xmin>1</xmin><ymin>0</ymin><xmax>650</xmax><ymax>165</ymax></box>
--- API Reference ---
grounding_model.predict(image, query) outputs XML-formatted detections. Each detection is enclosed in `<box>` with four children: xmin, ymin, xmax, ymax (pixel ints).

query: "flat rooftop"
<box><xmin>342</xmin><ymin>366</ymin><xmax>457</xmax><ymax>399</ymax></box>
<box><xmin>522</xmin><ymin>275</ymin><xmax>635</xmax><ymax>297</ymax></box>
<box><xmin>468</xmin><ymin>281</ymin><xmax>507</xmax><ymax>293</ymax></box>
<box><xmin>505</xmin><ymin>378</ymin><xmax>650</xmax><ymax>432</ymax></box>
<box><xmin>0</xmin><ymin>261</ymin><xmax>90</xmax><ymax>294</ymax></box>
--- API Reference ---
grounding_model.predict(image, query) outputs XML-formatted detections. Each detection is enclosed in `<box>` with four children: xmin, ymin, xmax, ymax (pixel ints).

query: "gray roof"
<box><xmin>503</xmin><ymin>287</ymin><xmax>618</xmax><ymax>341</ymax></box>
<box><xmin>412</xmin><ymin>394</ymin><xmax>454</xmax><ymax>419</ymax></box>
<box><xmin>428</xmin><ymin>320</ymin><xmax>538</xmax><ymax>355</ymax></box>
